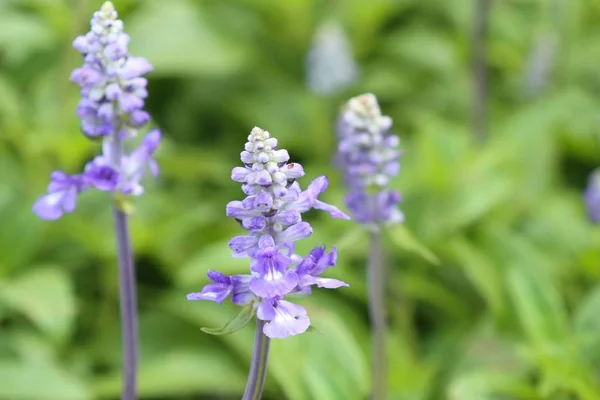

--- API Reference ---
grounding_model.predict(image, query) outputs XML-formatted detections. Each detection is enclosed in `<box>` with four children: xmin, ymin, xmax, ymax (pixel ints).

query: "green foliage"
<box><xmin>1</xmin><ymin>0</ymin><xmax>600</xmax><ymax>399</ymax></box>
<box><xmin>201</xmin><ymin>304</ymin><xmax>255</xmax><ymax>336</ymax></box>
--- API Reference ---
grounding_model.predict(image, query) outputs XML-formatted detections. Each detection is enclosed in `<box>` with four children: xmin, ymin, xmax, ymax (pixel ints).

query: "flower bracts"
<box><xmin>187</xmin><ymin>127</ymin><xmax>349</xmax><ymax>339</ymax></box>
<box><xmin>33</xmin><ymin>1</ymin><xmax>160</xmax><ymax>220</ymax></box>
<box><xmin>335</xmin><ymin>93</ymin><xmax>403</xmax><ymax>227</ymax></box>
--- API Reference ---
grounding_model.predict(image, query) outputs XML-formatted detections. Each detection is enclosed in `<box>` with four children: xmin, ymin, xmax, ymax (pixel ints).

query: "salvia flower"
<box><xmin>584</xmin><ymin>169</ymin><xmax>600</xmax><ymax>223</ymax></box>
<box><xmin>187</xmin><ymin>127</ymin><xmax>350</xmax><ymax>339</ymax></box>
<box><xmin>335</xmin><ymin>93</ymin><xmax>403</xmax><ymax>227</ymax></box>
<box><xmin>33</xmin><ymin>2</ymin><xmax>160</xmax><ymax>220</ymax></box>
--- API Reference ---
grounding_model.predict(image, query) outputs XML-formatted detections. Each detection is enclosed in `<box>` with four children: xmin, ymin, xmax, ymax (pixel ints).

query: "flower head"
<box><xmin>71</xmin><ymin>1</ymin><xmax>152</xmax><ymax>138</ymax></box>
<box><xmin>33</xmin><ymin>2</ymin><xmax>160</xmax><ymax>220</ymax></box>
<box><xmin>187</xmin><ymin>127</ymin><xmax>349</xmax><ymax>338</ymax></box>
<box><xmin>335</xmin><ymin>93</ymin><xmax>403</xmax><ymax>227</ymax></box>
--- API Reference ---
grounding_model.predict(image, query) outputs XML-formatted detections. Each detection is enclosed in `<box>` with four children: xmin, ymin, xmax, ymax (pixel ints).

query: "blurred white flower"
<box><xmin>524</xmin><ymin>32</ymin><xmax>557</xmax><ymax>97</ymax></box>
<box><xmin>306</xmin><ymin>21</ymin><xmax>359</xmax><ymax>96</ymax></box>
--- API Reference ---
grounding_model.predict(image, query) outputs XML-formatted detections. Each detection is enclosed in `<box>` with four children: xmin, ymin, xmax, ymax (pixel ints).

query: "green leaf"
<box><xmin>506</xmin><ymin>264</ymin><xmax>568</xmax><ymax>347</ymax></box>
<box><xmin>0</xmin><ymin>267</ymin><xmax>75</xmax><ymax>342</ymax></box>
<box><xmin>386</xmin><ymin>224</ymin><xmax>440</xmax><ymax>265</ymax></box>
<box><xmin>127</xmin><ymin>0</ymin><xmax>248</xmax><ymax>77</ymax></box>
<box><xmin>574</xmin><ymin>285</ymin><xmax>600</xmax><ymax>361</ymax></box>
<box><xmin>446</xmin><ymin>237</ymin><xmax>504</xmax><ymax>316</ymax></box>
<box><xmin>200</xmin><ymin>303</ymin><xmax>255</xmax><ymax>335</ymax></box>
<box><xmin>0</xmin><ymin>360</ymin><xmax>89</xmax><ymax>400</ymax></box>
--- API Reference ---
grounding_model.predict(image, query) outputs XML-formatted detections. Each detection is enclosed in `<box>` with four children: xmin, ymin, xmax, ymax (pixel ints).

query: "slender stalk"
<box><xmin>368</xmin><ymin>230</ymin><xmax>386</xmax><ymax>400</ymax></box>
<box><xmin>472</xmin><ymin>0</ymin><xmax>492</xmax><ymax>142</ymax></box>
<box><xmin>110</xmin><ymin>131</ymin><xmax>139</xmax><ymax>400</ymax></box>
<box><xmin>242</xmin><ymin>319</ymin><xmax>271</xmax><ymax>400</ymax></box>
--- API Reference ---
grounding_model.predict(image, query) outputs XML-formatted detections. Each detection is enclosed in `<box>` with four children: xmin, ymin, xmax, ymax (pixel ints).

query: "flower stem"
<box><xmin>471</xmin><ymin>0</ymin><xmax>492</xmax><ymax>142</ymax></box>
<box><xmin>242</xmin><ymin>319</ymin><xmax>271</xmax><ymax>400</ymax></box>
<box><xmin>368</xmin><ymin>230</ymin><xmax>386</xmax><ymax>400</ymax></box>
<box><xmin>112</xmin><ymin>206</ymin><xmax>139</xmax><ymax>400</ymax></box>
<box><xmin>109</xmin><ymin>127</ymin><xmax>138</xmax><ymax>400</ymax></box>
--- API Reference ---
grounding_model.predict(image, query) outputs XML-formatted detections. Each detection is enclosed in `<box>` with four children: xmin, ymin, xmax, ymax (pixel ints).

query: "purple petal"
<box><xmin>253</xmin><ymin>170</ymin><xmax>272</xmax><ymax>186</ymax></box>
<box><xmin>207</xmin><ymin>269</ymin><xmax>231</xmax><ymax>284</ymax></box>
<box><xmin>262</xmin><ymin>300</ymin><xmax>310</xmax><ymax>339</ymax></box>
<box><xmin>186</xmin><ymin>282</ymin><xmax>232</xmax><ymax>304</ymax></box>
<box><xmin>273</xmin><ymin>210</ymin><xmax>301</xmax><ymax>225</ymax></box>
<box><xmin>231</xmin><ymin>167</ymin><xmax>250</xmax><ymax>182</ymax></box>
<box><xmin>120</xmin><ymin>57</ymin><xmax>153</xmax><ymax>80</ymax></box>
<box><xmin>242</xmin><ymin>216</ymin><xmax>266</xmax><ymax>231</ymax></box>
<box><xmin>61</xmin><ymin>186</ymin><xmax>78</xmax><ymax>212</ymax></box>
<box><xmin>226</xmin><ymin>200</ymin><xmax>257</xmax><ymax>219</ymax></box>
<box><xmin>313</xmin><ymin>200</ymin><xmax>351</xmax><ymax>220</ymax></box>
<box><xmin>270</xmin><ymin>149</ymin><xmax>289</xmax><ymax>163</ymax></box>
<box><xmin>70</xmin><ymin>67</ymin><xmax>104</xmax><ymax>87</ymax></box>
<box><xmin>275</xmin><ymin>222</ymin><xmax>312</xmax><ymax>243</ymax></box>
<box><xmin>282</xmin><ymin>162</ymin><xmax>304</xmax><ymax>179</ymax></box>
<box><xmin>130</xmin><ymin>110</ymin><xmax>150</xmax><ymax>126</ymax></box>
<box><xmin>250</xmin><ymin>270</ymin><xmax>298</xmax><ymax>298</ymax></box>
<box><xmin>32</xmin><ymin>193</ymin><xmax>64</xmax><ymax>220</ymax></box>
<box><xmin>143</xmin><ymin>129</ymin><xmax>161</xmax><ymax>154</ymax></box>
<box><xmin>299</xmin><ymin>275</ymin><xmax>348</xmax><ymax>289</ymax></box>
<box><xmin>119</xmin><ymin>93</ymin><xmax>144</xmax><ymax>113</ymax></box>
<box><xmin>231</xmin><ymin>275</ymin><xmax>254</xmax><ymax>305</ymax></box>
<box><xmin>72</xmin><ymin>35</ymin><xmax>90</xmax><ymax>53</ymax></box>
<box><xmin>253</xmin><ymin>192</ymin><xmax>273</xmax><ymax>211</ymax></box>
<box><xmin>257</xmin><ymin>299</ymin><xmax>276</xmax><ymax>321</ymax></box>
<box><xmin>229</xmin><ymin>235</ymin><xmax>259</xmax><ymax>254</ymax></box>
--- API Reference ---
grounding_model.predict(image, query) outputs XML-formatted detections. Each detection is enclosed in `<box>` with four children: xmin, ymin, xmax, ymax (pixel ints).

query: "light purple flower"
<box><xmin>187</xmin><ymin>127</ymin><xmax>349</xmax><ymax>338</ymax></box>
<box><xmin>33</xmin><ymin>172</ymin><xmax>86</xmax><ymax>220</ymax></box>
<box><xmin>294</xmin><ymin>246</ymin><xmax>348</xmax><ymax>292</ymax></box>
<box><xmin>258</xmin><ymin>299</ymin><xmax>310</xmax><ymax>339</ymax></box>
<box><xmin>335</xmin><ymin>93</ymin><xmax>402</xmax><ymax>227</ymax></box>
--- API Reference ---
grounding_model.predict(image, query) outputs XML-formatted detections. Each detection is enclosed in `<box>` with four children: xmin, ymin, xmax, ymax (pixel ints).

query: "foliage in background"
<box><xmin>1</xmin><ymin>0</ymin><xmax>600</xmax><ymax>399</ymax></box>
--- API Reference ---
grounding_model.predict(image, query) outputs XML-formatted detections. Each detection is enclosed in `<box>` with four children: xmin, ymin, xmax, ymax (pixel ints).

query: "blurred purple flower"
<box><xmin>32</xmin><ymin>172</ymin><xmax>87</xmax><ymax>220</ymax></box>
<box><xmin>335</xmin><ymin>93</ymin><xmax>403</xmax><ymax>227</ymax></box>
<box><xmin>585</xmin><ymin>169</ymin><xmax>600</xmax><ymax>223</ymax></box>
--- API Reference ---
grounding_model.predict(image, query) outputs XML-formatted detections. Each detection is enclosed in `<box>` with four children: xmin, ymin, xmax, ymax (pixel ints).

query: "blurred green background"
<box><xmin>2</xmin><ymin>0</ymin><xmax>600</xmax><ymax>399</ymax></box>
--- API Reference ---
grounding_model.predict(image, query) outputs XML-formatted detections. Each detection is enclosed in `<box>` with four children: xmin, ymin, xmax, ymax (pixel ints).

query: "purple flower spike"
<box><xmin>32</xmin><ymin>1</ymin><xmax>161</xmax><ymax>220</ymax></box>
<box><xmin>335</xmin><ymin>93</ymin><xmax>402</xmax><ymax>227</ymax></box>
<box><xmin>187</xmin><ymin>127</ymin><xmax>349</xmax><ymax>339</ymax></box>
<box><xmin>71</xmin><ymin>5</ymin><xmax>152</xmax><ymax>139</ymax></box>
<box><xmin>585</xmin><ymin>169</ymin><xmax>600</xmax><ymax>223</ymax></box>
<box><xmin>33</xmin><ymin>5</ymin><xmax>161</xmax><ymax>400</ymax></box>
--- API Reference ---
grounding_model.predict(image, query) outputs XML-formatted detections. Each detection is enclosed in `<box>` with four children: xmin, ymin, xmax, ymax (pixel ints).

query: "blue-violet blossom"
<box><xmin>187</xmin><ymin>127</ymin><xmax>350</xmax><ymax>339</ymax></box>
<box><xmin>584</xmin><ymin>169</ymin><xmax>600</xmax><ymax>223</ymax></box>
<box><xmin>335</xmin><ymin>93</ymin><xmax>403</xmax><ymax>227</ymax></box>
<box><xmin>33</xmin><ymin>1</ymin><xmax>160</xmax><ymax>220</ymax></box>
